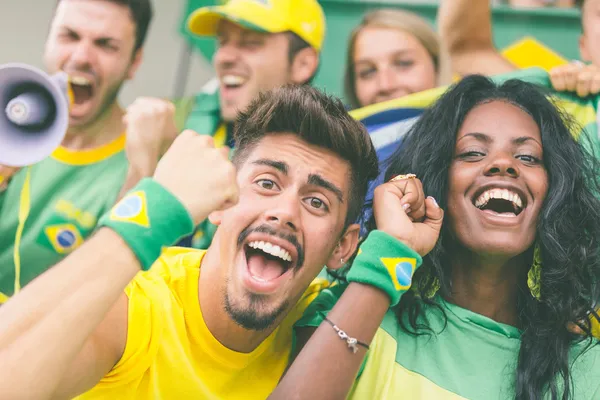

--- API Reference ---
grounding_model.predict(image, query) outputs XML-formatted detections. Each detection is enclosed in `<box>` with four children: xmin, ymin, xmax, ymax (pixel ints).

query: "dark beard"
<box><xmin>223</xmin><ymin>284</ymin><xmax>289</xmax><ymax>331</ymax></box>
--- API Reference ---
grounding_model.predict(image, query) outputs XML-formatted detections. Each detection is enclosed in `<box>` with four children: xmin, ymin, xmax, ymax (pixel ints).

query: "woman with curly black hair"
<box><xmin>271</xmin><ymin>75</ymin><xmax>600</xmax><ymax>400</ymax></box>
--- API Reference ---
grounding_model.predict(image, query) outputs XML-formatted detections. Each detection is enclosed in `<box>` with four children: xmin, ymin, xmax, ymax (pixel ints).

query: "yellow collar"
<box><xmin>51</xmin><ymin>133</ymin><xmax>126</xmax><ymax>165</ymax></box>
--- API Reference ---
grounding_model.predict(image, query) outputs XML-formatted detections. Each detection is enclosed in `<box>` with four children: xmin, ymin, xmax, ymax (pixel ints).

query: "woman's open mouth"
<box><xmin>473</xmin><ymin>188</ymin><xmax>525</xmax><ymax>217</ymax></box>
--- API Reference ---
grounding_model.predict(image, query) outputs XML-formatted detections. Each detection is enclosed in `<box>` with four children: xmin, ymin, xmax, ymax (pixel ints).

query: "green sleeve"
<box><xmin>190</xmin><ymin>219</ymin><xmax>218</xmax><ymax>249</ymax></box>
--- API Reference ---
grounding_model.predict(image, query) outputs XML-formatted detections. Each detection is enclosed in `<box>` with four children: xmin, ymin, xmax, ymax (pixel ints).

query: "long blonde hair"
<box><xmin>344</xmin><ymin>8</ymin><xmax>451</xmax><ymax>109</ymax></box>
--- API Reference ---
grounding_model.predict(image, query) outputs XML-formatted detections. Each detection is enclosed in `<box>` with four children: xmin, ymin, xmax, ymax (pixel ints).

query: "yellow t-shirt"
<box><xmin>76</xmin><ymin>247</ymin><xmax>329</xmax><ymax>399</ymax></box>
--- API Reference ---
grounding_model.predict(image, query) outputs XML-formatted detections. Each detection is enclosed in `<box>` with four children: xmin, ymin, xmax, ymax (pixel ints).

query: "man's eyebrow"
<box><xmin>308</xmin><ymin>174</ymin><xmax>344</xmax><ymax>203</ymax></box>
<box><xmin>251</xmin><ymin>159</ymin><xmax>344</xmax><ymax>203</ymax></box>
<box><xmin>251</xmin><ymin>159</ymin><xmax>288</xmax><ymax>174</ymax></box>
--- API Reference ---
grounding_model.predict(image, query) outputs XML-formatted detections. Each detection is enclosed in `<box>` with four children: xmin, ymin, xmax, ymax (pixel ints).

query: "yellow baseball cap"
<box><xmin>187</xmin><ymin>0</ymin><xmax>326</xmax><ymax>52</ymax></box>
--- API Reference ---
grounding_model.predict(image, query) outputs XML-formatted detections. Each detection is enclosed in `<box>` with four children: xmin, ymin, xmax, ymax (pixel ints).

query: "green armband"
<box><xmin>346</xmin><ymin>230</ymin><xmax>422</xmax><ymax>307</ymax></box>
<box><xmin>97</xmin><ymin>178</ymin><xmax>194</xmax><ymax>271</ymax></box>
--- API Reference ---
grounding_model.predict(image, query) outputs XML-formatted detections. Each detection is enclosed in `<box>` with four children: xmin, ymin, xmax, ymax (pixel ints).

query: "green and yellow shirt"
<box><xmin>0</xmin><ymin>135</ymin><xmax>128</xmax><ymax>300</ymax></box>
<box><xmin>297</xmin><ymin>285</ymin><xmax>600</xmax><ymax>399</ymax></box>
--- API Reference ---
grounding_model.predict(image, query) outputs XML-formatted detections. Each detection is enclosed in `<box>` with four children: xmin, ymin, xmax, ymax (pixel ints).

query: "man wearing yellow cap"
<box><xmin>174</xmin><ymin>0</ymin><xmax>325</xmax><ymax>249</ymax></box>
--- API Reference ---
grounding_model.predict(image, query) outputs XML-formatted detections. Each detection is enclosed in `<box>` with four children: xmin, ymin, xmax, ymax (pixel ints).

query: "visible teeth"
<box><xmin>511</xmin><ymin>193</ymin><xmax>521</xmax><ymax>209</ymax></box>
<box><xmin>221</xmin><ymin>75</ymin><xmax>246</xmax><ymax>86</ymax></box>
<box><xmin>70</xmin><ymin>76</ymin><xmax>92</xmax><ymax>86</ymax></box>
<box><xmin>514</xmin><ymin>195</ymin><xmax>522</xmax><ymax>209</ymax></box>
<box><xmin>247</xmin><ymin>241</ymin><xmax>292</xmax><ymax>262</ymax></box>
<box><xmin>475</xmin><ymin>197</ymin><xmax>484</xmax><ymax>208</ymax></box>
<box><xmin>474</xmin><ymin>188</ymin><xmax>524</xmax><ymax>211</ymax></box>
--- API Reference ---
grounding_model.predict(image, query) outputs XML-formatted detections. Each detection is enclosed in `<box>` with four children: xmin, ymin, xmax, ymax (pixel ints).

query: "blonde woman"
<box><xmin>344</xmin><ymin>9</ymin><xmax>451</xmax><ymax>109</ymax></box>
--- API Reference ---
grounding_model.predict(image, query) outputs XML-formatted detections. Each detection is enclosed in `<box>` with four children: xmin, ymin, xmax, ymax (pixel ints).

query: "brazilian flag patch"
<box><xmin>110</xmin><ymin>191</ymin><xmax>150</xmax><ymax>228</ymax></box>
<box><xmin>380</xmin><ymin>257</ymin><xmax>417</xmax><ymax>291</ymax></box>
<box><xmin>43</xmin><ymin>223</ymin><xmax>84</xmax><ymax>254</ymax></box>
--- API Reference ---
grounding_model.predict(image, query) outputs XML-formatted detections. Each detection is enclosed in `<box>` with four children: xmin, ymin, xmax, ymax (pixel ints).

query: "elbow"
<box><xmin>444</xmin><ymin>37</ymin><xmax>496</xmax><ymax>61</ymax></box>
<box><xmin>447</xmin><ymin>46</ymin><xmax>497</xmax><ymax>73</ymax></box>
<box><xmin>437</xmin><ymin>27</ymin><xmax>480</xmax><ymax>55</ymax></box>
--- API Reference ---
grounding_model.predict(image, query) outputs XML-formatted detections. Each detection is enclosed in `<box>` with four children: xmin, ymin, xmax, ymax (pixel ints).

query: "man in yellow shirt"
<box><xmin>0</xmin><ymin>84</ymin><xmax>379</xmax><ymax>399</ymax></box>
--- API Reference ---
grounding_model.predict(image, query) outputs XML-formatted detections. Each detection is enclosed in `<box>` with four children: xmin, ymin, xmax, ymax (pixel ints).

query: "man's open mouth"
<box><xmin>69</xmin><ymin>76</ymin><xmax>95</xmax><ymax>105</ymax></box>
<box><xmin>220</xmin><ymin>74</ymin><xmax>247</xmax><ymax>90</ymax></box>
<box><xmin>244</xmin><ymin>240</ymin><xmax>295</xmax><ymax>282</ymax></box>
<box><xmin>473</xmin><ymin>188</ymin><xmax>525</xmax><ymax>217</ymax></box>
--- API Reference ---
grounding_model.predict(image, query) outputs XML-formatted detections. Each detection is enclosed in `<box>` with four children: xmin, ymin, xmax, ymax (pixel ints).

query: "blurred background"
<box><xmin>0</xmin><ymin>0</ymin><xmax>214</xmax><ymax>105</ymax></box>
<box><xmin>0</xmin><ymin>0</ymin><xmax>584</xmax><ymax>105</ymax></box>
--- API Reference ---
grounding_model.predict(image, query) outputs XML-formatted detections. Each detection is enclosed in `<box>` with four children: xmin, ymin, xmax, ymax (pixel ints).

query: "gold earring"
<box><xmin>424</xmin><ymin>277</ymin><xmax>440</xmax><ymax>299</ymax></box>
<box><xmin>527</xmin><ymin>244</ymin><xmax>542</xmax><ymax>301</ymax></box>
<box><xmin>340</xmin><ymin>258</ymin><xmax>344</xmax><ymax>265</ymax></box>
<box><xmin>410</xmin><ymin>272</ymin><xmax>440</xmax><ymax>299</ymax></box>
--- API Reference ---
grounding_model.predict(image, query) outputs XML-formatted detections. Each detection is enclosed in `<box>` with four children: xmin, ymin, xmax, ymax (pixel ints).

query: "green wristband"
<box><xmin>97</xmin><ymin>178</ymin><xmax>194</xmax><ymax>271</ymax></box>
<box><xmin>346</xmin><ymin>230</ymin><xmax>423</xmax><ymax>307</ymax></box>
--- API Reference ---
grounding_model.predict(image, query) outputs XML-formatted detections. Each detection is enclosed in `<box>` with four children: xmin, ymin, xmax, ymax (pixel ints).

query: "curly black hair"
<box><xmin>365</xmin><ymin>75</ymin><xmax>600</xmax><ymax>400</ymax></box>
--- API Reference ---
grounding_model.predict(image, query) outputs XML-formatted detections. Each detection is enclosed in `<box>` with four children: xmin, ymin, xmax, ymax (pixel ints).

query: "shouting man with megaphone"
<box><xmin>0</xmin><ymin>0</ymin><xmax>179</xmax><ymax>302</ymax></box>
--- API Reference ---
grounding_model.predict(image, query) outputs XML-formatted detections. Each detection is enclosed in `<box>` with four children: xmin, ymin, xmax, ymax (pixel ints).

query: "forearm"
<box><xmin>438</xmin><ymin>0</ymin><xmax>494</xmax><ymax>55</ymax></box>
<box><xmin>117</xmin><ymin>162</ymin><xmax>157</xmax><ymax>201</ymax></box>
<box><xmin>271</xmin><ymin>283</ymin><xmax>390</xmax><ymax>400</ymax></box>
<box><xmin>438</xmin><ymin>0</ymin><xmax>515</xmax><ymax>76</ymax></box>
<box><xmin>0</xmin><ymin>229</ymin><xmax>140</xmax><ymax>397</ymax></box>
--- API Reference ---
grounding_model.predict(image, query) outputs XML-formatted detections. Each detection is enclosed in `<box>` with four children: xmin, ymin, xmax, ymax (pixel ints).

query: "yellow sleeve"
<box><xmin>99</xmin><ymin>262</ymin><xmax>170</xmax><ymax>386</ymax></box>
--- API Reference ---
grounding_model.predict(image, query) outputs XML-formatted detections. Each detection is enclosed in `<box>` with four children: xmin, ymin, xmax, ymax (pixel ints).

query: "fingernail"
<box><xmin>402</xmin><ymin>203</ymin><xmax>410</xmax><ymax>211</ymax></box>
<box><xmin>428</xmin><ymin>196</ymin><xmax>438</xmax><ymax>208</ymax></box>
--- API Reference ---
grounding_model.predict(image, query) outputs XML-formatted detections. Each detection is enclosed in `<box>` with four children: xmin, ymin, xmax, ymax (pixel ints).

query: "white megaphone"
<box><xmin>0</xmin><ymin>63</ymin><xmax>70</xmax><ymax>167</ymax></box>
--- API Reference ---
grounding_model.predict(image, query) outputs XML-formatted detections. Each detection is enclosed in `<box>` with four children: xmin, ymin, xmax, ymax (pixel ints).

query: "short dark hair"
<box><xmin>286</xmin><ymin>31</ymin><xmax>319</xmax><ymax>85</ymax></box>
<box><xmin>233</xmin><ymin>85</ymin><xmax>379</xmax><ymax>228</ymax></box>
<box><xmin>56</xmin><ymin>0</ymin><xmax>153</xmax><ymax>52</ymax></box>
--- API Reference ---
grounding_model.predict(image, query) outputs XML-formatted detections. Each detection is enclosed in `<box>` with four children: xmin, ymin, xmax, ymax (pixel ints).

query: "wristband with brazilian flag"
<box><xmin>346</xmin><ymin>230</ymin><xmax>422</xmax><ymax>307</ymax></box>
<box><xmin>97</xmin><ymin>178</ymin><xmax>195</xmax><ymax>271</ymax></box>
